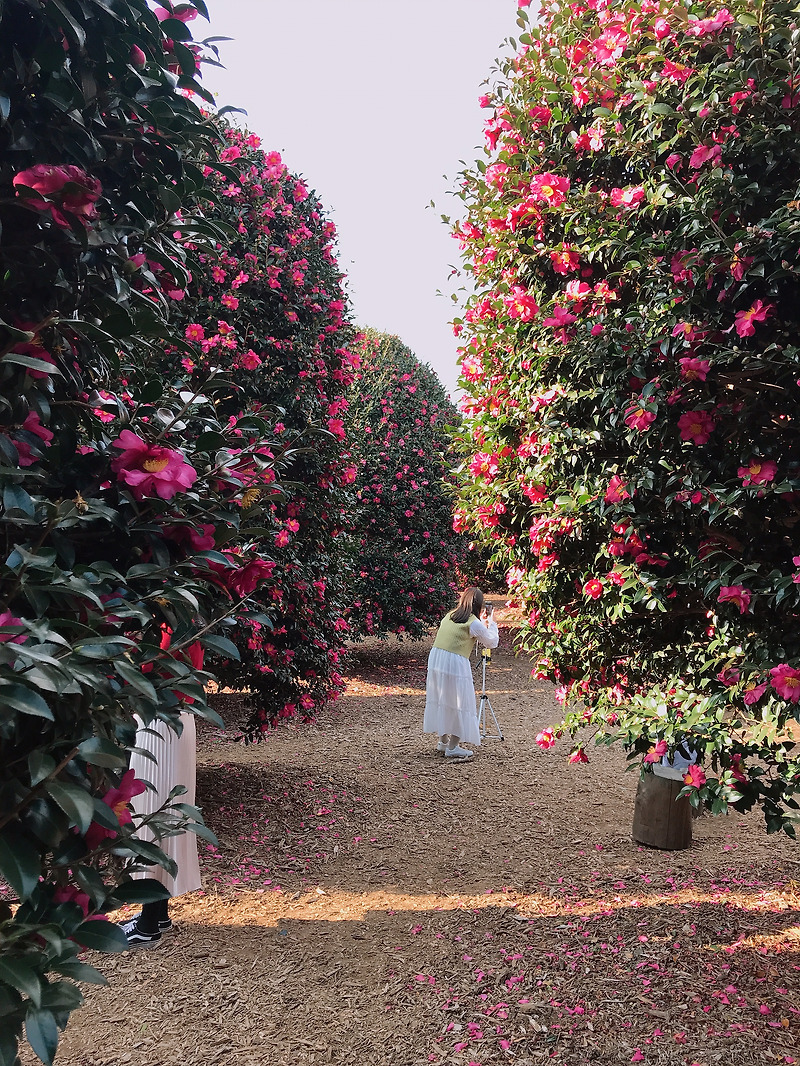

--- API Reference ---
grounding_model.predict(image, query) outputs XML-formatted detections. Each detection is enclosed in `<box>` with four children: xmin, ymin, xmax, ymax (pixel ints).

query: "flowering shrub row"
<box><xmin>165</xmin><ymin>120</ymin><xmax>356</xmax><ymax>737</ymax></box>
<box><xmin>0</xmin><ymin>1</ymin><xmax>352</xmax><ymax>1059</ymax></box>
<box><xmin>344</xmin><ymin>330</ymin><xmax>465</xmax><ymax>638</ymax></box>
<box><xmin>452</xmin><ymin>0</ymin><xmax>800</xmax><ymax>832</ymax></box>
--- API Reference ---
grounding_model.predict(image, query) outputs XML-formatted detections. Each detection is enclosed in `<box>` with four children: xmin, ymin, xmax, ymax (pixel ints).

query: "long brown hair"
<box><xmin>450</xmin><ymin>587</ymin><xmax>484</xmax><ymax>624</ymax></box>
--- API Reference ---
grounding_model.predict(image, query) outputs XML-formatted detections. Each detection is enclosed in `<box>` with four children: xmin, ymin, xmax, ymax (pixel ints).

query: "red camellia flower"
<box><xmin>13</xmin><ymin>164</ymin><xmax>102</xmax><ymax>227</ymax></box>
<box><xmin>644</xmin><ymin>740</ymin><xmax>668</xmax><ymax>764</ymax></box>
<box><xmin>568</xmin><ymin>747</ymin><xmax>589</xmax><ymax>764</ymax></box>
<box><xmin>0</xmin><ymin>610</ymin><xmax>26</xmax><ymax>644</ymax></box>
<box><xmin>683</xmin><ymin>764</ymin><xmax>707</xmax><ymax>788</ymax></box>
<box><xmin>677</xmin><ymin>410</ymin><xmax>715</xmax><ymax>444</ymax></box>
<box><xmin>111</xmin><ymin>429</ymin><xmax>197</xmax><ymax>499</ymax></box>
<box><xmin>604</xmin><ymin>475</ymin><xmax>630</xmax><ymax>503</ymax></box>
<box><xmin>583</xmin><ymin>578</ymin><xmax>604</xmax><ymax>600</ymax></box>
<box><xmin>737</xmin><ymin>458</ymin><xmax>777</xmax><ymax>485</ymax></box>
<box><xmin>535</xmin><ymin>729</ymin><xmax>556</xmax><ymax>749</ymax></box>
<box><xmin>84</xmin><ymin>769</ymin><xmax>146</xmax><ymax>851</ymax></box>
<box><xmin>717</xmin><ymin>585</ymin><xmax>752</xmax><ymax>614</ymax></box>
<box><xmin>770</xmin><ymin>663</ymin><xmax>800</xmax><ymax>703</ymax></box>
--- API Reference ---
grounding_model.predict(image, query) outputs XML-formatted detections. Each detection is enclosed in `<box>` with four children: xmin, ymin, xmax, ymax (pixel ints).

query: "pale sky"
<box><xmin>201</xmin><ymin>0</ymin><xmax>517</xmax><ymax>394</ymax></box>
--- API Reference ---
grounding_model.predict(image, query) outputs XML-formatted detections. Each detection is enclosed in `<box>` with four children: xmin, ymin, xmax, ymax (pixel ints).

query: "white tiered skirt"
<box><xmin>423</xmin><ymin>647</ymin><xmax>481</xmax><ymax>746</ymax></box>
<box><xmin>130</xmin><ymin>712</ymin><xmax>202</xmax><ymax>897</ymax></box>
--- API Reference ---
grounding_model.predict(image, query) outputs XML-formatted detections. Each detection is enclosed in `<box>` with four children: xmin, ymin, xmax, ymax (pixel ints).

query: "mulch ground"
<box><xmin>44</xmin><ymin>611</ymin><xmax>799</xmax><ymax>1066</ymax></box>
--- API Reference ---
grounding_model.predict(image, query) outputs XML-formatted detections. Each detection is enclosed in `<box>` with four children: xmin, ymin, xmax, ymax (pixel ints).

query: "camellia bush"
<box><xmin>452</xmin><ymin>0</ymin><xmax>800</xmax><ymax>832</ymax></box>
<box><xmin>0</xmin><ymin>2</ymin><xmax>297</xmax><ymax>1060</ymax></box>
<box><xmin>167</xmin><ymin>119</ymin><xmax>357</xmax><ymax>736</ymax></box>
<box><xmin>344</xmin><ymin>329</ymin><xmax>465</xmax><ymax>638</ymax></box>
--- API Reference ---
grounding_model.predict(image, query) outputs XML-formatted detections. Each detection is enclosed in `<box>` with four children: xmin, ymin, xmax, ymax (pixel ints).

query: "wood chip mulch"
<box><xmin>38</xmin><ymin>612</ymin><xmax>799</xmax><ymax>1066</ymax></box>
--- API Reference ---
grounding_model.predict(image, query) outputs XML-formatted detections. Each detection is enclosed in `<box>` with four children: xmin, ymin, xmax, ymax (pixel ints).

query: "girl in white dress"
<box><xmin>424</xmin><ymin>587</ymin><xmax>499</xmax><ymax>760</ymax></box>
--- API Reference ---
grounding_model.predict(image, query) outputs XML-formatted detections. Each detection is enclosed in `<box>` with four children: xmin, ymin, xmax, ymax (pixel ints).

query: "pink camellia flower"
<box><xmin>129</xmin><ymin>45</ymin><xmax>146</xmax><ymax>68</ymax></box>
<box><xmin>653</xmin><ymin>16</ymin><xmax>671</xmax><ymax>38</ymax></box>
<box><xmin>583</xmin><ymin>578</ymin><xmax>604</xmax><ymax>600</ymax></box>
<box><xmin>84</xmin><ymin>769</ymin><xmax>146</xmax><ymax>851</ymax></box>
<box><xmin>604</xmin><ymin>475</ymin><xmax>630</xmax><ymax>503</ymax></box>
<box><xmin>644</xmin><ymin>740</ymin><xmax>668</xmax><ymax>764</ymax></box>
<box><xmin>564</xmin><ymin>280</ymin><xmax>592</xmax><ymax>302</ymax></box>
<box><xmin>53</xmin><ymin>883</ymin><xmax>106</xmax><ymax>922</ymax></box>
<box><xmin>154</xmin><ymin>4</ymin><xmax>197</xmax><ymax>21</ymax></box>
<box><xmin>529</xmin><ymin>172</ymin><xmax>570</xmax><ymax>207</ymax></box>
<box><xmin>678</xmin><ymin>410</ymin><xmax>715</xmax><ymax>445</ymax></box>
<box><xmin>679</xmin><ymin>357</ymin><xmax>711</xmax><ymax>381</ymax></box>
<box><xmin>529</xmin><ymin>105</ymin><xmax>552</xmax><ymax>126</ymax></box>
<box><xmin>665</xmin><ymin>152</ymin><xmax>683</xmax><ymax>170</ymax></box>
<box><xmin>770</xmin><ymin>663</ymin><xmax>800</xmax><ymax>702</ymax></box>
<box><xmin>686</xmin><ymin>8</ymin><xmax>735</xmax><ymax>36</ymax></box>
<box><xmin>16</xmin><ymin>411</ymin><xmax>54</xmax><ymax>467</ymax></box>
<box><xmin>184</xmin><ymin>323</ymin><xmax>205</xmax><ymax>342</ymax></box>
<box><xmin>568</xmin><ymin>747</ymin><xmax>589</xmax><ymax>765</ymax></box>
<box><xmin>550</xmin><ymin>247</ymin><xmax>580</xmax><ymax>274</ymax></box>
<box><xmin>522</xmin><ymin>481</ymin><xmax>548</xmax><ymax>503</ymax></box>
<box><xmin>111</xmin><ymin>429</ymin><xmax>197</xmax><ymax>500</ymax></box>
<box><xmin>542</xmin><ymin>305</ymin><xmax>577</xmax><ymax>329</ymax></box>
<box><xmin>717</xmin><ymin>585</ymin><xmax>752</xmax><ymax>614</ymax></box>
<box><xmin>326</xmin><ymin>417</ymin><xmax>346</xmax><ymax>439</ymax></box>
<box><xmin>239</xmin><ymin>349</ymin><xmax>262</xmax><ymax>370</ymax></box>
<box><xmin>162</xmin><ymin>522</ymin><xmax>216</xmax><ymax>552</ymax></box>
<box><xmin>729</xmin><ymin>753</ymin><xmax>747</xmax><ymax>784</ymax></box>
<box><xmin>0</xmin><ymin>610</ymin><xmax>26</xmax><ymax>644</ymax></box>
<box><xmin>735</xmin><ymin>300</ymin><xmax>773</xmax><ymax>338</ymax></box>
<box><xmin>683</xmin><ymin>764</ymin><xmax>706</xmax><ymax>788</ymax></box>
<box><xmin>593</xmin><ymin>25</ymin><xmax>629</xmax><ymax>66</ymax></box>
<box><xmin>469</xmin><ymin>452</ymin><xmax>501</xmax><ymax>480</ymax></box>
<box><xmin>661</xmin><ymin>59</ymin><xmax>694</xmax><ymax>85</ymax></box>
<box><xmin>535</xmin><ymin>729</ymin><xmax>556</xmax><ymax>749</ymax></box>
<box><xmin>610</xmin><ymin>185</ymin><xmax>645</xmax><ymax>209</ymax></box>
<box><xmin>275</xmin><ymin>529</ymin><xmax>290</xmax><ymax>548</ymax></box>
<box><xmin>738</xmin><ymin>458</ymin><xmax>777</xmax><ymax>485</ymax></box>
<box><xmin>625</xmin><ymin>404</ymin><xmax>656</xmax><ymax>432</ymax></box>
<box><xmin>717</xmin><ymin>667</ymin><xmax>741</xmax><ymax>687</ymax></box>
<box><xmin>743</xmin><ymin>680</ymin><xmax>768</xmax><ymax>705</ymax></box>
<box><xmin>504</xmin><ymin>286</ymin><xmax>539</xmax><ymax>322</ymax></box>
<box><xmin>13</xmin><ymin>164</ymin><xmax>102</xmax><ymax>227</ymax></box>
<box><xmin>689</xmin><ymin>143</ymin><xmax>722</xmax><ymax>169</ymax></box>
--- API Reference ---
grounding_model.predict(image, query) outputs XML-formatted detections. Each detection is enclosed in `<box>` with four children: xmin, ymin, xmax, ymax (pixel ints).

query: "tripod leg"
<box><xmin>485</xmin><ymin>697</ymin><xmax>504</xmax><ymax>741</ymax></box>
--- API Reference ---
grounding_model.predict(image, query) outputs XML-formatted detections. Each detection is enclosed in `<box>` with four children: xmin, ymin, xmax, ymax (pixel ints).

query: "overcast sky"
<box><xmin>201</xmin><ymin>1</ymin><xmax>517</xmax><ymax>394</ymax></box>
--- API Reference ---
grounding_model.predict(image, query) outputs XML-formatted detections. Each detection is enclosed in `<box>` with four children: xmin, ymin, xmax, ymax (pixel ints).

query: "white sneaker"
<box><xmin>445</xmin><ymin>745</ymin><xmax>474</xmax><ymax>760</ymax></box>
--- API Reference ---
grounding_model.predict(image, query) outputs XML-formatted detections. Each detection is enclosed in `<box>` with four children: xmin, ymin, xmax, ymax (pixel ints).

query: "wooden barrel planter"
<box><xmin>631</xmin><ymin>767</ymin><xmax>693</xmax><ymax>850</ymax></box>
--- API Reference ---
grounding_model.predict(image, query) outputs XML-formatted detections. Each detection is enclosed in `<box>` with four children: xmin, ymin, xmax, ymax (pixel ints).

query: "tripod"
<box><xmin>476</xmin><ymin>647</ymin><xmax>504</xmax><ymax>741</ymax></box>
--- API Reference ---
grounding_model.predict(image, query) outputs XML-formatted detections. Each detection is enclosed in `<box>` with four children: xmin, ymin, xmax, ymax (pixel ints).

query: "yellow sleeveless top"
<box><xmin>433</xmin><ymin>612</ymin><xmax>477</xmax><ymax>659</ymax></box>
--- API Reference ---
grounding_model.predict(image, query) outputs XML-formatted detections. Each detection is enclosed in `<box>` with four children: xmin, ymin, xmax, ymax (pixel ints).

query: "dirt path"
<box><xmin>49</xmin><ymin>617</ymin><xmax>799</xmax><ymax>1066</ymax></box>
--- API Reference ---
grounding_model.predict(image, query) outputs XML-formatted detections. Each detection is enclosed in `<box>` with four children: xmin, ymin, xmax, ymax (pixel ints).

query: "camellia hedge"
<box><xmin>0</xmin><ymin>2</ymin><xmax>311</xmax><ymax>1060</ymax></box>
<box><xmin>453</xmin><ymin>0</ymin><xmax>800</xmax><ymax>832</ymax></box>
<box><xmin>344</xmin><ymin>329</ymin><xmax>464</xmax><ymax>638</ymax></box>
<box><xmin>166</xmin><ymin>119</ymin><xmax>357</xmax><ymax>736</ymax></box>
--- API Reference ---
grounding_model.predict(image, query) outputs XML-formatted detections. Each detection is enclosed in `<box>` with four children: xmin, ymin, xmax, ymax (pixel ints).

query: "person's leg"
<box><xmin>137</xmin><ymin>899</ymin><xmax>169</xmax><ymax>933</ymax></box>
<box><xmin>445</xmin><ymin>734</ymin><xmax>474</xmax><ymax>760</ymax></box>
